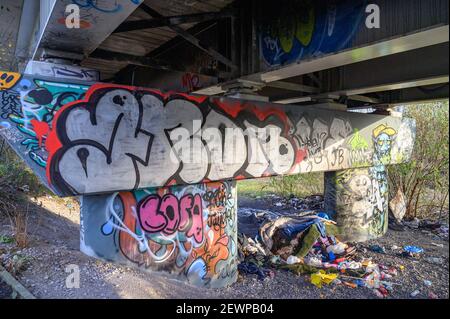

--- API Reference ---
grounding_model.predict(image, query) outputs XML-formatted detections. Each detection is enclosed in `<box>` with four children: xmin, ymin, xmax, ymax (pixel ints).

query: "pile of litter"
<box><xmin>236</xmin><ymin>193</ymin><xmax>448</xmax><ymax>298</ymax></box>
<box><xmin>237</xmin><ymin>209</ymin><xmax>402</xmax><ymax>298</ymax></box>
<box><xmin>271</xmin><ymin>195</ymin><xmax>324</xmax><ymax>211</ymax></box>
<box><xmin>401</xmin><ymin>218</ymin><xmax>449</xmax><ymax>239</ymax></box>
<box><xmin>237</xmin><ymin>234</ymin><xmax>274</xmax><ymax>280</ymax></box>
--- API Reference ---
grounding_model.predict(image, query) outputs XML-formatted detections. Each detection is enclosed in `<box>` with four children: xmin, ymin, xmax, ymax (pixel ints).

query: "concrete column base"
<box><xmin>324</xmin><ymin>165</ymin><xmax>389</xmax><ymax>242</ymax></box>
<box><xmin>80</xmin><ymin>180</ymin><xmax>238</xmax><ymax>288</ymax></box>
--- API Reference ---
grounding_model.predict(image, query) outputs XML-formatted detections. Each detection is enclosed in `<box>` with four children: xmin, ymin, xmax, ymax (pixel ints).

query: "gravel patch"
<box><xmin>0</xmin><ymin>195</ymin><xmax>448</xmax><ymax>299</ymax></box>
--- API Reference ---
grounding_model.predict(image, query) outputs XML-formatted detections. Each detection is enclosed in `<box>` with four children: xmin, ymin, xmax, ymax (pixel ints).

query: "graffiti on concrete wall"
<box><xmin>45</xmin><ymin>84</ymin><xmax>297</xmax><ymax>195</ymax></box>
<box><xmin>259</xmin><ymin>0</ymin><xmax>365</xmax><ymax>67</ymax></box>
<box><xmin>391</xmin><ymin>119</ymin><xmax>415</xmax><ymax>163</ymax></box>
<box><xmin>181</xmin><ymin>73</ymin><xmax>201</xmax><ymax>93</ymax></box>
<box><xmin>81</xmin><ymin>180</ymin><xmax>238</xmax><ymax>287</ymax></box>
<box><xmin>326</xmin><ymin>124</ymin><xmax>400</xmax><ymax>241</ymax></box>
<box><xmin>1</xmin><ymin>71</ymin><xmax>88</xmax><ymax>168</ymax></box>
<box><xmin>71</xmin><ymin>0</ymin><xmax>142</xmax><ymax>14</ymax></box>
<box><xmin>25</xmin><ymin>61</ymin><xmax>100</xmax><ymax>82</ymax></box>
<box><xmin>332</xmin><ymin>165</ymin><xmax>387</xmax><ymax>241</ymax></box>
<box><xmin>1</xmin><ymin>73</ymin><xmax>415</xmax><ymax>197</ymax></box>
<box><xmin>0</xmin><ymin>72</ymin><xmax>21</xmax><ymax>90</ymax></box>
<box><xmin>130</xmin><ymin>69</ymin><xmax>217</xmax><ymax>94</ymax></box>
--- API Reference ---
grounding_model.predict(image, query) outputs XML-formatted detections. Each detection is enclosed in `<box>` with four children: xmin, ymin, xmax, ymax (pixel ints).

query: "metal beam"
<box><xmin>324</xmin><ymin>42</ymin><xmax>449</xmax><ymax>92</ymax></box>
<box><xmin>90</xmin><ymin>48</ymin><xmax>226</xmax><ymax>78</ymax></box>
<box><xmin>112</xmin><ymin>20</ymin><xmax>223</xmax><ymax>83</ymax></box>
<box><xmin>274</xmin><ymin>96</ymin><xmax>312</xmax><ymax>104</ymax></box>
<box><xmin>195</xmin><ymin>25</ymin><xmax>450</xmax><ymax>105</ymax></box>
<box><xmin>259</xmin><ymin>25</ymin><xmax>449</xmax><ymax>83</ymax></box>
<box><xmin>382</xmin><ymin>84</ymin><xmax>449</xmax><ymax>106</ymax></box>
<box><xmin>89</xmin><ymin>49</ymin><xmax>183</xmax><ymax>73</ymax></box>
<box><xmin>264</xmin><ymin>81</ymin><xmax>319</xmax><ymax>93</ymax></box>
<box><xmin>327</xmin><ymin>75</ymin><xmax>449</xmax><ymax>97</ymax></box>
<box><xmin>275</xmin><ymin>75</ymin><xmax>449</xmax><ymax>104</ymax></box>
<box><xmin>114</xmin><ymin>11</ymin><xmax>234</xmax><ymax>33</ymax></box>
<box><xmin>346</xmin><ymin>95</ymin><xmax>381</xmax><ymax>104</ymax></box>
<box><xmin>194</xmin><ymin>79</ymin><xmax>320</xmax><ymax>96</ymax></box>
<box><xmin>139</xmin><ymin>3</ymin><xmax>237</xmax><ymax>71</ymax></box>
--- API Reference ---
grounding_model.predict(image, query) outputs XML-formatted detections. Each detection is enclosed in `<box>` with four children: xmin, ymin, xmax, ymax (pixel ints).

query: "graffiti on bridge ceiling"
<box><xmin>259</xmin><ymin>0</ymin><xmax>366</xmax><ymax>67</ymax></box>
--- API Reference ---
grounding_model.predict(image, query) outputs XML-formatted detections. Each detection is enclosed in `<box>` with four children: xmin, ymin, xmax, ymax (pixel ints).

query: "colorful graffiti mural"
<box><xmin>259</xmin><ymin>0</ymin><xmax>366</xmax><ymax>67</ymax></box>
<box><xmin>81</xmin><ymin>180</ymin><xmax>238</xmax><ymax>287</ymax></box>
<box><xmin>1</xmin><ymin>72</ymin><xmax>88</xmax><ymax>168</ymax></box>
<box><xmin>0</xmin><ymin>73</ymin><xmax>415</xmax><ymax>197</ymax></box>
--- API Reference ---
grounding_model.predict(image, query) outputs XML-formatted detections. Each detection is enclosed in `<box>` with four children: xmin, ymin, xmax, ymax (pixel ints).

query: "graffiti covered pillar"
<box><xmin>324</xmin><ymin>165</ymin><xmax>389</xmax><ymax>242</ymax></box>
<box><xmin>80</xmin><ymin>180</ymin><xmax>238</xmax><ymax>288</ymax></box>
<box><xmin>324</xmin><ymin>123</ymin><xmax>404</xmax><ymax>242</ymax></box>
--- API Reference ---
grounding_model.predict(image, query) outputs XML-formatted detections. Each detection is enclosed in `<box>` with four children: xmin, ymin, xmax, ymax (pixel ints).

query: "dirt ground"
<box><xmin>0</xmin><ymin>279</ymin><xmax>13</xmax><ymax>299</ymax></box>
<box><xmin>0</xmin><ymin>194</ymin><xmax>448</xmax><ymax>299</ymax></box>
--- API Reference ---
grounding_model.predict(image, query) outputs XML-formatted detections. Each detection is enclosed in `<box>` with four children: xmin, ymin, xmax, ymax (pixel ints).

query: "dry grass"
<box><xmin>1</xmin><ymin>138</ymin><xmax>35</xmax><ymax>249</ymax></box>
<box><xmin>11</xmin><ymin>207</ymin><xmax>29</xmax><ymax>249</ymax></box>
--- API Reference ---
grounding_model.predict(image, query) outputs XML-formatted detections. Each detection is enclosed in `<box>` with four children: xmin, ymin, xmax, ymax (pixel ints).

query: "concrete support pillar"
<box><xmin>80</xmin><ymin>180</ymin><xmax>238</xmax><ymax>288</ymax></box>
<box><xmin>324</xmin><ymin>165</ymin><xmax>389</xmax><ymax>242</ymax></box>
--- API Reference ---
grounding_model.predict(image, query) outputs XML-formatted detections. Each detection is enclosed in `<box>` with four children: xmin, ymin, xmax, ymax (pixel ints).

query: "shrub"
<box><xmin>388</xmin><ymin>100</ymin><xmax>449</xmax><ymax>221</ymax></box>
<box><xmin>0</xmin><ymin>138</ymin><xmax>44</xmax><ymax>248</ymax></box>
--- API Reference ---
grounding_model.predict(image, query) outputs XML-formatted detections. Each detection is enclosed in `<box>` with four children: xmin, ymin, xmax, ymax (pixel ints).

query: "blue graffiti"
<box><xmin>186</xmin><ymin>258</ymin><xmax>210</xmax><ymax>286</ymax></box>
<box><xmin>260</xmin><ymin>1</ymin><xmax>366</xmax><ymax>66</ymax></box>
<box><xmin>72</xmin><ymin>0</ymin><xmax>141</xmax><ymax>14</ymax></box>
<box><xmin>101</xmin><ymin>216</ymin><xmax>115</xmax><ymax>235</ymax></box>
<box><xmin>6</xmin><ymin>80</ymin><xmax>88</xmax><ymax>167</ymax></box>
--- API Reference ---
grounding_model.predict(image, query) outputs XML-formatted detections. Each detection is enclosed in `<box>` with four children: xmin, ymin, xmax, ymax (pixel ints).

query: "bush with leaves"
<box><xmin>388</xmin><ymin>101</ymin><xmax>449</xmax><ymax>221</ymax></box>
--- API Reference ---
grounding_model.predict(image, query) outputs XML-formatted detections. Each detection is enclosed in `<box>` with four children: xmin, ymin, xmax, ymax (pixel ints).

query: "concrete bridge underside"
<box><xmin>0</xmin><ymin>0</ymin><xmax>448</xmax><ymax>287</ymax></box>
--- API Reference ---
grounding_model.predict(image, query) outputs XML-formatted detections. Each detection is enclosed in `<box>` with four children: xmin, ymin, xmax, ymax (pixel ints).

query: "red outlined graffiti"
<box><xmin>0</xmin><ymin>75</ymin><xmax>415</xmax><ymax>197</ymax></box>
<box><xmin>45</xmin><ymin>84</ymin><xmax>299</xmax><ymax>196</ymax></box>
<box><xmin>181</xmin><ymin>73</ymin><xmax>201</xmax><ymax>92</ymax></box>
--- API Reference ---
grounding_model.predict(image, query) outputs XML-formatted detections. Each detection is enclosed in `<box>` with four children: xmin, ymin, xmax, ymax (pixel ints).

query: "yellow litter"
<box><xmin>310</xmin><ymin>270</ymin><xmax>339</xmax><ymax>288</ymax></box>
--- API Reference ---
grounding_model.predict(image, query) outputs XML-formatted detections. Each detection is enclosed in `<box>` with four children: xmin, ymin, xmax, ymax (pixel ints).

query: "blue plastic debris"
<box><xmin>328</xmin><ymin>251</ymin><xmax>336</xmax><ymax>262</ymax></box>
<box><xmin>317</xmin><ymin>212</ymin><xmax>331</xmax><ymax>220</ymax></box>
<box><xmin>369</xmin><ymin>244</ymin><xmax>386</xmax><ymax>254</ymax></box>
<box><xmin>403</xmin><ymin>246</ymin><xmax>424</xmax><ymax>254</ymax></box>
